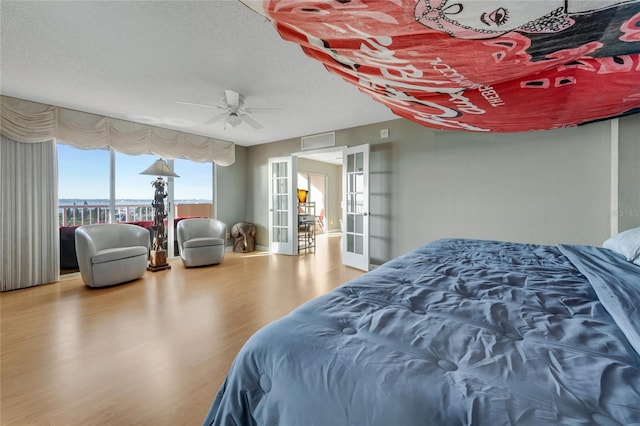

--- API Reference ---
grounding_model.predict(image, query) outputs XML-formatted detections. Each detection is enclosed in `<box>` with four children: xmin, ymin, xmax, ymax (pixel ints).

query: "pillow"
<box><xmin>603</xmin><ymin>227</ymin><xmax>640</xmax><ymax>263</ymax></box>
<box><xmin>602</xmin><ymin>236</ymin><xmax>619</xmax><ymax>252</ymax></box>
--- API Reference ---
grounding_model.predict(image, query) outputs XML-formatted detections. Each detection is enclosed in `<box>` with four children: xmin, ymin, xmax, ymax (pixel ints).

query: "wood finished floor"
<box><xmin>1</xmin><ymin>233</ymin><xmax>363</xmax><ymax>426</ymax></box>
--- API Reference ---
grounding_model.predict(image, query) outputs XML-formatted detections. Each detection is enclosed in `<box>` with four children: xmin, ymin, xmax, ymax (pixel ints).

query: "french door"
<box><xmin>342</xmin><ymin>144</ymin><xmax>370</xmax><ymax>271</ymax></box>
<box><xmin>268</xmin><ymin>156</ymin><xmax>297</xmax><ymax>255</ymax></box>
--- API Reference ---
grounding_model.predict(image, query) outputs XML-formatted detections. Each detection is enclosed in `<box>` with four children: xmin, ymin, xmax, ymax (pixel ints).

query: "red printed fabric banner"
<box><xmin>264</xmin><ymin>0</ymin><xmax>640</xmax><ymax>132</ymax></box>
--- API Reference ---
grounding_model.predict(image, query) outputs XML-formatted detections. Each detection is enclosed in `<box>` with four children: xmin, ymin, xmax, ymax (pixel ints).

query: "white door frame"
<box><xmin>293</xmin><ymin>146</ymin><xmax>346</xmax><ymax>236</ymax></box>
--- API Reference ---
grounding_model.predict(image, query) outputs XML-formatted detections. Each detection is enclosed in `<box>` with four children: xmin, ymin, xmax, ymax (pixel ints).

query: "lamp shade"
<box><xmin>139</xmin><ymin>158</ymin><xmax>180</xmax><ymax>177</ymax></box>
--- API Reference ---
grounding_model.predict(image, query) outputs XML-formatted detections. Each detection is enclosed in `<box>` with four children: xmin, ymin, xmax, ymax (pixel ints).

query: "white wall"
<box><xmin>216</xmin><ymin>145</ymin><xmax>248</xmax><ymax>243</ymax></box>
<box><xmin>388</xmin><ymin>122</ymin><xmax>611</xmax><ymax>256</ymax></box>
<box><xmin>618</xmin><ymin>114</ymin><xmax>640</xmax><ymax>232</ymax></box>
<box><xmin>244</xmin><ymin>115</ymin><xmax>636</xmax><ymax>263</ymax></box>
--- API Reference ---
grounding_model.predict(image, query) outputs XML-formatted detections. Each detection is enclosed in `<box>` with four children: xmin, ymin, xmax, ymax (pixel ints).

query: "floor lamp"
<box><xmin>139</xmin><ymin>158</ymin><xmax>179</xmax><ymax>272</ymax></box>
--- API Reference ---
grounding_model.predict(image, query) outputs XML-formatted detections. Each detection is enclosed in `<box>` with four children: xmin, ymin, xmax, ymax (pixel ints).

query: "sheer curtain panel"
<box><xmin>1</xmin><ymin>136</ymin><xmax>59</xmax><ymax>291</ymax></box>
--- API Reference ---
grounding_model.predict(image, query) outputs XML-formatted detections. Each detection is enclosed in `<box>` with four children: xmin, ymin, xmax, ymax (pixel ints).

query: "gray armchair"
<box><xmin>177</xmin><ymin>218</ymin><xmax>227</xmax><ymax>267</ymax></box>
<box><xmin>75</xmin><ymin>223</ymin><xmax>150</xmax><ymax>288</ymax></box>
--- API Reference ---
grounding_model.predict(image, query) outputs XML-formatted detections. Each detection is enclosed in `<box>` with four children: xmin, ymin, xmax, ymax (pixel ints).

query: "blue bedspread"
<box><xmin>203</xmin><ymin>239</ymin><xmax>640</xmax><ymax>425</ymax></box>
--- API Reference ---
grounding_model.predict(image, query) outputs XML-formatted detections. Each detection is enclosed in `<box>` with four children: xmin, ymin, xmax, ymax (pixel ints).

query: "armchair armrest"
<box><xmin>75</xmin><ymin>227</ymin><xmax>98</xmax><ymax>286</ymax></box>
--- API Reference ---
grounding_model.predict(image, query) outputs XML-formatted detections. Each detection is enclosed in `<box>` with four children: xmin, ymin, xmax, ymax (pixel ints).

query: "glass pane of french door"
<box><xmin>273</xmin><ymin>161</ymin><xmax>288</xmax><ymax>243</ymax></box>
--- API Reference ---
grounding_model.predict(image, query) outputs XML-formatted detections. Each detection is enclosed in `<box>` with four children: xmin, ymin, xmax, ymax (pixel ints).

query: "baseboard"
<box><xmin>226</xmin><ymin>244</ymin><xmax>269</xmax><ymax>253</ymax></box>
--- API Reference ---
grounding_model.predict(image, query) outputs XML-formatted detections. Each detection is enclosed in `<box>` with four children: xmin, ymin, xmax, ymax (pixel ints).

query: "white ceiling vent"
<box><xmin>301</xmin><ymin>132</ymin><xmax>335</xmax><ymax>150</ymax></box>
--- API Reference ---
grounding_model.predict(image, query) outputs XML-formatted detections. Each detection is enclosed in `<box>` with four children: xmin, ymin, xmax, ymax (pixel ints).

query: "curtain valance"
<box><xmin>0</xmin><ymin>96</ymin><xmax>235</xmax><ymax>166</ymax></box>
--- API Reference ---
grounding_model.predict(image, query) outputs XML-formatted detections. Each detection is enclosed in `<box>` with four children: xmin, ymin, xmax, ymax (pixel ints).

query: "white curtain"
<box><xmin>1</xmin><ymin>135</ymin><xmax>59</xmax><ymax>291</ymax></box>
<box><xmin>1</xmin><ymin>95</ymin><xmax>235</xmax><ymax>166</ymax></box>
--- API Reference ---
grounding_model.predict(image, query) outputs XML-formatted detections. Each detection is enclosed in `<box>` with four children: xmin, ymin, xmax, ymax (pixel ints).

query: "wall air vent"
<box><xmin>301</xmin><ymin>132</ymin><xmax>335</xmax><ymax>150</ymax></box>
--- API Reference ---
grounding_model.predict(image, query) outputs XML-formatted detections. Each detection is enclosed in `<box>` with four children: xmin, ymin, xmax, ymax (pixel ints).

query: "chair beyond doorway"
<box><xmin>315</xmin><ymin>208</ymin><xmax>325</xmax><ymax>233</ymax></box>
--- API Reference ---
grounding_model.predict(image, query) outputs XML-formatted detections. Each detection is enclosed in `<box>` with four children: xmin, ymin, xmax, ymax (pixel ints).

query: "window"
<box><xmin>173</xmin><ymin>158</ymin><xmax>213</xmax><ymax>213</ymax></box>
<box><xmin>115</xmin><ymin>152</ymin><xmax>159</xmax><ymax>223</ymax></box>
<box><xmin>57</xmin><ymin>143</ymin><xmax>214</xmax><ymax>240</ymax></box>
<box><xmin>57</xmin><ymin>144</ymin><xmax>109</xmax><ymax>226</ymax></box>
<box><xmin>57</xmin><ymin>144</ymin><xmax>216</xmax><ymax>273</ymax></box>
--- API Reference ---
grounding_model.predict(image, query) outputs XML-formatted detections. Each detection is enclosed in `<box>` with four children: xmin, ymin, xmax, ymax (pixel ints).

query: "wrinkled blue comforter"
<box><xmin>204</xmin><ymin>239</ymin><xmax>640</xmax><ymax>425</ymax></box>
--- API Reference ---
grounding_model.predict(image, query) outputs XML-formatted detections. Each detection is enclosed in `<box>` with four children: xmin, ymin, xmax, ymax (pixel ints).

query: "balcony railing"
<box><xmin>58</xmin><ymin>204</ymin><xmax>154</xmax><ymax>226</ymax></box>
<box><xmin>58</xmin><ymin>202</ymin><xmax>213</xmax><ymax>227</ymax></box>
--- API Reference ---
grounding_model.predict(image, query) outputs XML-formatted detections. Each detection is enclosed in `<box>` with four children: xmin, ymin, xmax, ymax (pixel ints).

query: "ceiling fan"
<box><xmin>177</xmin><ymin>89</ymin><xmax>278</xmax><ymax>130</ymax></box>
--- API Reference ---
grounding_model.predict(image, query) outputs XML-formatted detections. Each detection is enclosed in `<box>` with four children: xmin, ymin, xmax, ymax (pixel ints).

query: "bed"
<box><xmin>203</xmin><ymin>237</ymin><xmax>640</xmax><ymax>425</ymax></box>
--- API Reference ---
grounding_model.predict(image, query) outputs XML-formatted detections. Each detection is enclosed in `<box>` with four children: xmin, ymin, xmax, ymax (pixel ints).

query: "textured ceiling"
<box><xmin>0</xmin><ymin>0</ymin><xmax>398</xmax><ymax>147</ymax></box>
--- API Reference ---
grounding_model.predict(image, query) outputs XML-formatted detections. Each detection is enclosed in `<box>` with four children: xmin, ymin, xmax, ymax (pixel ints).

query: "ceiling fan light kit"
<box><xmin>225</xmin><ymin>113</ymin><xmax>242</xmax><ymax>128</ymax></box>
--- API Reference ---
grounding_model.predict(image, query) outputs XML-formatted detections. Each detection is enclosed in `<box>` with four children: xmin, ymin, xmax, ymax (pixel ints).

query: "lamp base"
<box><xmin>148</xmin><ymin>249</ymin><xmax>171</xmax><ymax>272</ymax></box>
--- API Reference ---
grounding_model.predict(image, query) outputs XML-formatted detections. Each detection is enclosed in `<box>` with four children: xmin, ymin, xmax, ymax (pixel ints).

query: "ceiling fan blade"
<box><xmin>204</xmin><ymin>113</ymin><xmax>226</xmax><ymax>125</ymax></box>
<box><xmin>241</xmin><ymin>114</ymin><xmax>263</xmax><ymax>130</ymax></box>
<box><xmin>243</xmin><ymin>106</ymin><xmax>283</xmax><ymax>114</ymax></box>
<box><xmin>225</xmin><ymin>89</ymin><xmax>241</xmax><ymax>108</ymax></box>
<box><xmin>176</xmin><ymin>100</ymin><xmax>224</xmax><ymax>110</ymax></box>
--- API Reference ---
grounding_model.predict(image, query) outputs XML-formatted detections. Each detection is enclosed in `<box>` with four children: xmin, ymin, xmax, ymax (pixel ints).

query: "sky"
<box><xmin>57</xmin><ymin>144</ymin><xmax>213</xmax><ymax>201</ymax></box>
